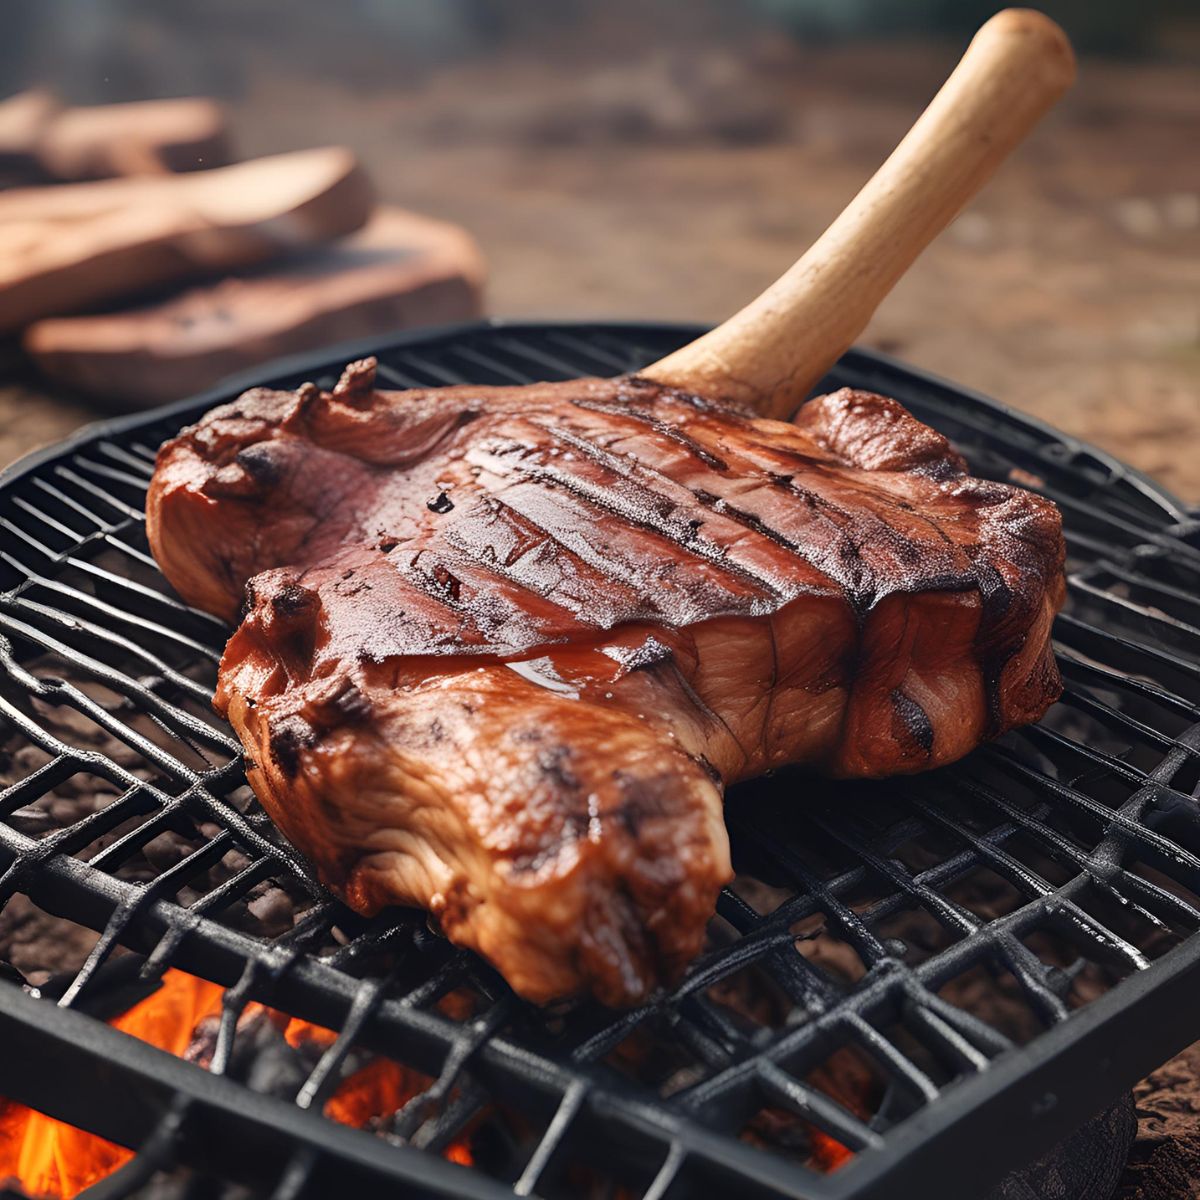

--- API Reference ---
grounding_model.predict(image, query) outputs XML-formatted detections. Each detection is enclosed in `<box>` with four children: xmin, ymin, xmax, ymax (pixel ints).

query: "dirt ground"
<box><xmin>2</xmin><ymin>37</ymin><xmax>1198</xmax><ymax>503</ymax></box>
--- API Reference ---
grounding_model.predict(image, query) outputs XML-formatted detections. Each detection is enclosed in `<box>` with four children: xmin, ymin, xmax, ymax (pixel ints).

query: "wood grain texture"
<box><xmin>24</xmin><ymin>207</ymin><xmax>485</xmax><ymax>407</ymax></box>
<box><xmin>0</xmin><ymin>147</ymin><xmax>373</xmax><ymax>332</ymax></box>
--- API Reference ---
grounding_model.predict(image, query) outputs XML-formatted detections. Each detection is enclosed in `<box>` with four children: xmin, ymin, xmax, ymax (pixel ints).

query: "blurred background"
<box><xmin>2</xmin><ymin>0</ymin><xmax>1198</xmax><ymax>496</ymax></box>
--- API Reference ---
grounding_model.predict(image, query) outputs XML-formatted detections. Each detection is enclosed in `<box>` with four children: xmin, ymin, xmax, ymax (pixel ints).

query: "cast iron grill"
<box><xmin>1</xmin><ymin>321</ymin><xmax>1199</xmax><ymax>1200</ymax></box>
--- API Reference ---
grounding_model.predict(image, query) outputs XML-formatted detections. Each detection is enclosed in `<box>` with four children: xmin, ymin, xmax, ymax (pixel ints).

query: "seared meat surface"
<box><xmin>148</xmin><ymin>359</ymin><xmax>1065</xmax><ymax>1004</ymax></box>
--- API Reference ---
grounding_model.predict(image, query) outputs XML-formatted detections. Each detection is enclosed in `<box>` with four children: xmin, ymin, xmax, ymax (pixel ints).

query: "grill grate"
<box><xmin>0</xmin><ymin>321</ymin><xmax>1199</xmax><ymax>1200</ymax></box>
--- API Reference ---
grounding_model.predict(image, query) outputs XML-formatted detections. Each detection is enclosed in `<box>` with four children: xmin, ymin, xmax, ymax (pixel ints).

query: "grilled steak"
<box><xmin>148</xmin><ymin>358</ymin><xmax>1065</xmax><ymax>1004</ymax></box>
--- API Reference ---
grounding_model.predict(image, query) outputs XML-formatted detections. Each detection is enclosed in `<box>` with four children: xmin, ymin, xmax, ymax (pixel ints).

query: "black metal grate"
<box><xmin>0</xmin><ymin>321</ymin><xmax>1199</xmax><ymax>1200</ymax></box>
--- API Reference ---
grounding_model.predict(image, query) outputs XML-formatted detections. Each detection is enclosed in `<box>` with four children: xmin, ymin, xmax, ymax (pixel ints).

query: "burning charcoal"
<box><xmin>0</xmin><ymin>895</ymin><xmax>101</xmax><ymax>982</ymax></box>
<box><xmin>744</xmin><ymin>1106</ymin><xmax>820</xmax><ymax>1157</ymax></box>
<box><xmin>184</xmin><ymin>1011</ymin><xmax>224</xmax><ymax>1069</ymax></box>
<box><xmin>218</xmin><ymin>847</ymin><xmax>253</xmax><ymax>877</ymax></box>
<box><xmin>5</xmin><ymin>805</ymin><xmax>55</xmax><ymax>836</ymax></box>
<box><xmin>222</xmin><ymin>784</ymin><xmax>261</xmax><ymax>816</ymax></box>
<box><xmin>246</xmin><ymin>885</ymin><xmax>297</xmax><ymax>937</ymax></box>
<box><xmin>142</xmin><ymin>830</ymin><xmax>193</xmax><ymax>873</ymax></box>
<box><xmin>241</xmin><ymin>1024</ymin><xmax>314</xmax><ymax>1100</ymax></box>
<box><xmin>185</xmin><ymin>1006</ymin><xmax>298</xmax><ymax>1089</ymax></box>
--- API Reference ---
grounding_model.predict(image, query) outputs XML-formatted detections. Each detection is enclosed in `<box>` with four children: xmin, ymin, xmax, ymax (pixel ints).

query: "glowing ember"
<box><xmin>808</xmin><ymin>1128</ymin><xmax>854</xmax><ymax>1172</ymax></box>
<box><xmin>804</xmin><ymin>1053</ymin><xmax>875</xmax><ymax>1174</ymax></box>
<box><xmin>445</xmin><ymin>1141</ymin><xmax>474</xmax><ymax>1167</ymax></box>
<box><xmin>0</xmin><ymin>969</ymin><xmax>472</xmax><ymax>1199</ymax></box>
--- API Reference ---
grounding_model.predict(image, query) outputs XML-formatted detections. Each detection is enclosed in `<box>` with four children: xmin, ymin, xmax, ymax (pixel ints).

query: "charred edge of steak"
<box><xmin>265</xmin><ymin>680</ymin><xmax>374</xmax><ymax>778</ymax></box>
<box><xmin>268</xmin><ymin>714</ymin><xmax>316</xmax><ymax>778</ymax></box>
<box><xmin>235</xmin><ymin>443</ymin><xmax>286</xmax><ymax>488</ymax></box>
<box><xmin>271</xmin><ymin>582</ymin><xmax>318</xmax><ymax>619</ymax></box>
<box><xmin>320</xmin><ymin>679</ymin><xmax>374</xmax><ymax>727</ymax></box>
<box><xmin>263</xmin><ymin>581</ymin><xmax>320</xmax><ymax>671</ymax></box>
<box><xmin>890</xmin><ymin>688</ymin><xmax>935</xmax><ymax>755</ymax></box>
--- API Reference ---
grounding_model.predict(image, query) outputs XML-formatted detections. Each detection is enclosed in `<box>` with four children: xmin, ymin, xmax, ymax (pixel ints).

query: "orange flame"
<box><xmin>0</xmin><ymin>971</ymin><xmax>223</xmax><ymax>1198</ymax></box>
<box><xmin>0</xmin><ymin>970</ymin><xmax>472</xmax><ymax>1199</ymax></box>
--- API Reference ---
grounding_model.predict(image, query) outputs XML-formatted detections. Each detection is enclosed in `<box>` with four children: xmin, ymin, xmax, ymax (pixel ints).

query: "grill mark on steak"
<box><xmin>508</xmin><ymin>420</ymin><xmax>795</xmax><ymax>603</ymax></box>
<box><xmin>384</xmin><ymin>544</ymin><xmax>570</xmax><ymax>648</ymax></box>
<box><xmin>548</xmin><ymin>403</ymin><xmax>872</xmax><ymax>586</ymax></box>
<box><xmin>688</xmin><ymin>484</ymin><xmax>901</xmax><ymax>617</ymax></box>
<box><xmin>474</xmin><ymin>476</ymin><xmax>766</xmax><ymax>623</ymax></box>
<box><xmin>542</xmin><ymin>418</ymin><xmax>887</xmax><ymax>605</ymax></box>
<box><xmin>543</xmin><ymin>405</ymin><xmax>976</xmax><ymax>619</ymax></box>
<box><xmin>769</xmin><ymin>465</ymin><xmax>964</xmax><ymax>565</ymax></box>
<box><xmin>569</xmin><ymin>393</ymin><xmax>732</xmax><ymax>471</ymax></box>
<box><xmin>443</xmin><ymin>498</ymin><xmax>650</xmax><ymax>628</ymax></box>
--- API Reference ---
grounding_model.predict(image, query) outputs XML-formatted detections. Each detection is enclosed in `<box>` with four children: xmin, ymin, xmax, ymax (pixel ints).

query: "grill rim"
<box><xmin>0</xmin><ymin>922</ymin><xmax>1194</xmax><ymax>1200</ymax></box>
<box><xmin>0</xmin><ymin>318</ymin><xmax>1197</xmax><ymax>1200</ymax></box>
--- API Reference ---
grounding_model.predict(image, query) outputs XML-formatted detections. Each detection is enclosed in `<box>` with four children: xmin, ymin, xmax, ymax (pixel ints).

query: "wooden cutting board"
<box><xmin>0</xmin><ymin>147</ymin><xmax>373</xmax><ymax>332</ymax></box>
<box><xmin>0</xmin><ymin>91</ymin><xmax>231</xmax><ymax>181</ymax></box>
<box><xmin>24</xmin><ymin>207</ymin><xmax>485</xmax><ymax>407</ymax></box>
